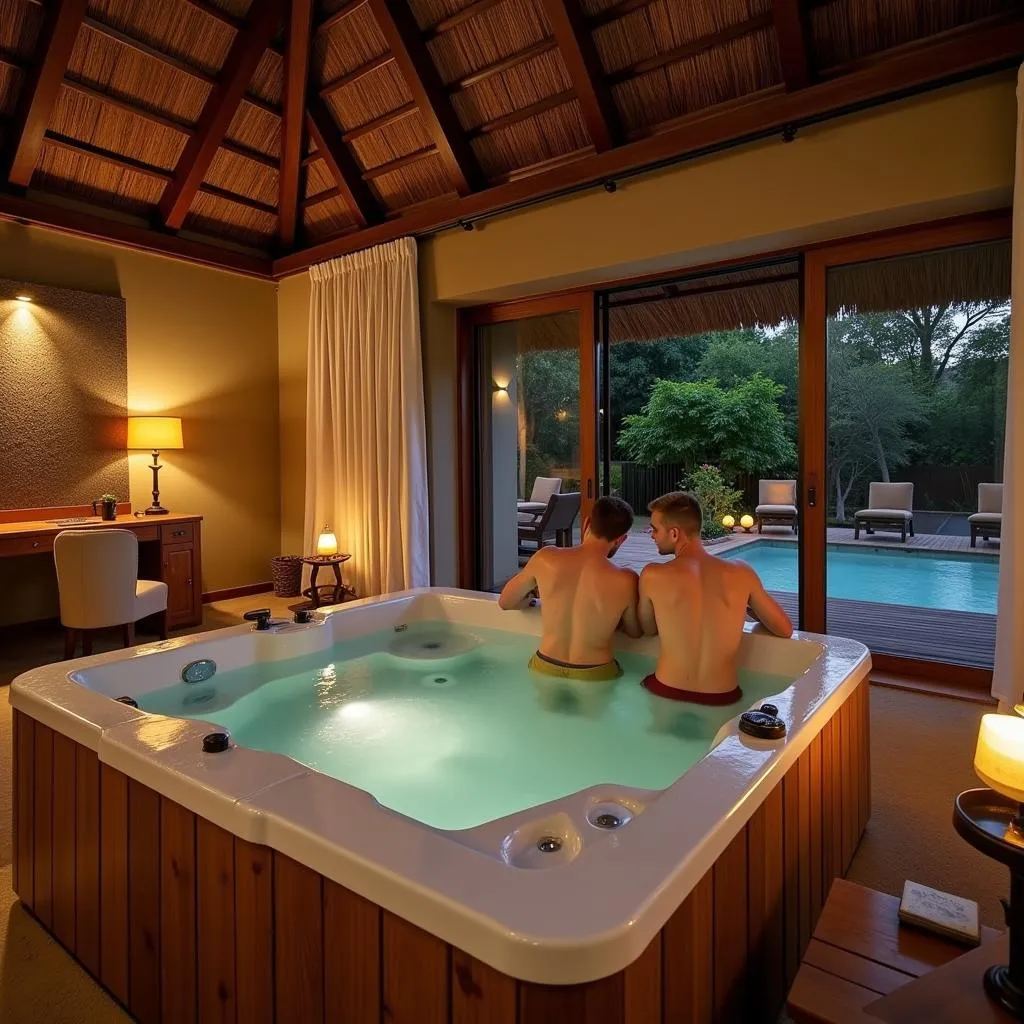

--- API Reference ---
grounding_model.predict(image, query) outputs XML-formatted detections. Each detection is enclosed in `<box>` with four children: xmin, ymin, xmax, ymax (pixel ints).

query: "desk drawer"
<box><xmin>162</xmin><ymin>523</ymin><xmax>195</xmax><ymax>546</ymax></box>
<box><xmin>0</xmin><ymin>533</ymin><xmax>55</xmax><ymax>557</ymax></box>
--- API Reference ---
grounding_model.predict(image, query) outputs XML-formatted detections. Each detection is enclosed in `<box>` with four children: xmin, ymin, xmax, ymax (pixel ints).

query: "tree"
<box><xmin>516</xmin><ymin>348</ymin><xmax>579</xmax><ymax>494</ymax></box>
<box><xmin>618</xmin><ymin>373</ymin><xmax>796</xmax><ymax>478</ymax></box>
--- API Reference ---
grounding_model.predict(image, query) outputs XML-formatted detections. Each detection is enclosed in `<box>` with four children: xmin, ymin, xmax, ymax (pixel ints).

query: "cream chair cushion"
<box><xmin>528</xmin><ymin>476</ymin><xmax>562</xmax><ymax>503</ymax></box>
<box><xmin>758</xmin><ymin>479</ymin><xmax>796</xmax><ymax>507</ymax></box>
<box><xmin>54</xmin><ymin>529</ymin><xmax>168</xmax><ymax>630</ymax></box>
<box><xmin>976</xmin><ymin>483</ymin><xmax>1003</xmax><ymax>515</ymax></box>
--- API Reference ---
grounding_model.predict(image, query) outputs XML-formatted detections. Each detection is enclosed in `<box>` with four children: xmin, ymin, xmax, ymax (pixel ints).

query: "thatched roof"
<box><xmin>0</xmin><ymin>0</ymin><xmax>1019</xmax><ymax>273</ymax></box>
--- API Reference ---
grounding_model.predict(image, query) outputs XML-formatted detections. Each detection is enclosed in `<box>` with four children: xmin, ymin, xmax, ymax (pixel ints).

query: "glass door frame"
<box><xmin>801</xmin><ymin>209</ymin><xmax>1012</xmax><ymax>686</ymax></box>
<box><xmin>456</xmin><ymin>291</ymin><xmax>598</xmax><ymax>590</ymax></box>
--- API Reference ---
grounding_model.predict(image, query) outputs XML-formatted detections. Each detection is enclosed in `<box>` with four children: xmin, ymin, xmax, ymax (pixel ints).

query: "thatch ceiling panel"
<box><xmin>204</xmin><ymin>149</ymin><xmax>278</xmax><ymax>205</ymax></box>
<box><xmin>304</xmin><ymin>158</ymin><xmax>335</xmax><ymax>196</ymax></box>
<box><xmin>2</xmin><ymin>0</ymin><xmax>43</xmax><ymax>56</ymax></box>
<box><xmin>0</xmin><ymin>65</ymin><xmax>22</xmax><ymax>118</ymax></box>
<box><xmin>370</xmin><ymin>154</ymin><xmax>453</xmax><ymax>208</ymax></box>
<box><xmin>68</xmin><ymin>28</ymin><xmax>211</xmax><ymax>123</ymax></box>
<box><xmin>450</xmin><ymin>48</ymin><xmax>570</xmax><ymax>128</ymax></box>
<box><xmin>408</xmin><ymin>0</ymin><xmax>460</xmax><ymax>30</ymax></box>
<box><xmin>325</xmin><ymin>63</ymin><xmax>412</xmax><ymax>128</ymax></box>
<box><xmin>471</xmin><ymin>100</ymin><xmax>589</xmax><ymax>176</ymax></box>
<box><xmin>810</xmin><ymin>0</ymin><xmax>1019</xmax><ymax>70</ymax></box>
<box><xmin>349</xmin><ymin>115</ymin><xmax>434</xmax><ymax>167</ymax></box>
<box><xmin>317</xmin><ymin>6</ymin><xmax>387</xmax><ymax>83</ymax></box>
<box><xmin>226</xmin><ymin>102</ymin><xmax>281</xmax><ymax>157</ymax></box>
<box><xmin>250</xmin><ymin>48</ymin><xmax>284</xmax><ymax>105</ymax></box>
<box><xmin>33</xmin><ymin>158</ymin><xmax>163</xmax><ymax>214</ymax></box>
<box><xmin>427</xmin><ymin>0</ymin><xmax>551</xmax><ymax>84</ymax></box>
<box><xmin>186</xmin><ymin>193</ymin><xmax>277</xmax><ymax>245</ymax></box>
<box><xmin>50</xmin><ymin>87</ymin><xmax>187</xmax><ymax>169</ymax></box>
<box><xmin>303</xmin><ymin>196</ymin><xmax>357</xmax><ymax>239</ymax></box>
<box><xmin>213</xmin><ymin>0</ymin><xmax>250</xmax><ymax>16</ymax></box>
<box><xmin>85</xmin><ymin>0</ymin><xmax>233</xmax><ymax>76</ymax></box>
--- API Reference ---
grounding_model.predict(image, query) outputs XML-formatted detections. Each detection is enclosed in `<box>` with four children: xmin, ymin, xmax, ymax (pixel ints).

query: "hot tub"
<box><xmin>10</xmin><ymin>587</ymin><xmax>871</xmax><ymax>1024</ymax></box>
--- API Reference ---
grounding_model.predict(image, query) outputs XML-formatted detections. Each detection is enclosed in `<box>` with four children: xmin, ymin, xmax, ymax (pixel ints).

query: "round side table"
<box><xmin>300</xmin><ymin>554</ymin><xmax>354</xmax><ymax>609</ymax></box>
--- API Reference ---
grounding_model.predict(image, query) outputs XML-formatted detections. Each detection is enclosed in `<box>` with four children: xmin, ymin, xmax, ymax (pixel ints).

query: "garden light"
<box><xmin>740</xmin><ymin>514</ymin><xmax>754</xmax><ymax>531</ymax></box>
<box><xmin>722</xmin><ymin>514</ymin><xmax>735</xmax><ymax>529</ymax></box>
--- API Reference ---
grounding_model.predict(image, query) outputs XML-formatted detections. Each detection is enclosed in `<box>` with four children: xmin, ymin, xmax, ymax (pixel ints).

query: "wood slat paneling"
<box><xmin>663</xmin><ymin>870</ymin><xmax>714</xmax><ymax>1020</ymax></box>
<box><xmin>829</xmin><ymin>709</ymin><xmax>844</xmax><ymax>885</ymax></box>
<box><xmin>324</xmin><ymin>880</ymin><xmax>383</xmax><ymax>1023</ymax></box>
<box><xmin>452</xmin><ymin>948</ymin><xmax>516</xmax><ymax>1024</ymax></box>
<box><xmin>809</xmin><ymin>732</ymin><xmax>824</xmax><ymax>924</ymax></box>
<box><xmin>797</xmin><ymin>748</ymin><xmax>813</xmax><ymax>954</ymax></box>
<box><xmin>714</xmin><ymin>827</ymin><xmax>750</xmax><ymax>1023</ymax></box>
<box><xmin>32</xmin><ymin>722</ymin><xmax>54</xmax><ymax>929</ymax></box>
<box><xmin>842</xmin><ymin>696</ymin><xmax>855</xmax><ymax>871</ymax></box>
<box><xmin>51</xmin><ymin>731</ymin><xmax>77</xmax><ymax>951</ymax></box>
<box><xmin>274</xmin><ymin>853</ymin><xmax>324</xmax><ymax>1024</ymax></box>
<box><xmin>783</xmin><ymin>758</ymin><xmax>802</xmax><ymax>988</ymax></box>
<box><xmin>12</xmin><ymin>711</ymin><xmax>21</xmax><ymax>897</ymax></box>
<box><xmin>384</xmin><ymin>910</ymin><xmax>451</xmax><ymax>1024</ymax></box>
<box><xmin>75</xmin><ymin>745</ymin><xmax>101</xmax><ymax>978</ymax></box>
<box><xmin>519</xmin><ymin>973</ymin><xmax>624</xmax><ymax>1022</ymax></box>
<box><xmin>197</xmin><ymin>817</ymin><xmax>236</xmax><ymax>1024</ymax></box>
<box><xmin>128</xmin><ymin>781</ymin><xmax>162</xmax><ymax>1024</ymax></box>
<box><xmin>623</xmin><ymin>933</ymin><xmax>661</xmax><ymax>1023</ymax></box>
<box><xmin>235</xmin><ymin>838</ymin><xmax>274</xmax><ymax>1024</ymax></box>
<box><xmin>161</xmin><ymin>800</ymin><xmax>198</xmax><ymax>1024</ymax></box>
<box><xmin>100</xmin><ymin>763</ymin><xmax>129</xmax><ymax>1004</ymax></box>
<box><xmin>747</xmin><ymin>783</ymin><xmax>786</xmax><ymax>1023</ymax></box>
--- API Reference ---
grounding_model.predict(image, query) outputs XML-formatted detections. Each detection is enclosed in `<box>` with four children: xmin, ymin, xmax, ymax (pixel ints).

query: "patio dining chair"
<box><xmin>969</xmin><ymin>483</ymin><xmax>1002</xmax><ymax>547</ymax></box>
<box><xmin>518</xmin><ymin>492</ymin><xmax>580</xmax><ymax>551</ymax></box>
<box><xmin>853</xmin><ymin>482</ymin><xmax>914</xmax><ymax>542</ymax></box>
<box><xmin>755</xmin><ymin>479</ymin><xmax>798</xmax><ymax>533</ymax></box>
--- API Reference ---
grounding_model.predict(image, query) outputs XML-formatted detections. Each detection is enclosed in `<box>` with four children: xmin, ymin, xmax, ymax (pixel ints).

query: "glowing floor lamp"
<box><xmin>127</xmin><ymin>416</ymin><xmax>183</xmax><ymax>516</ymax></box>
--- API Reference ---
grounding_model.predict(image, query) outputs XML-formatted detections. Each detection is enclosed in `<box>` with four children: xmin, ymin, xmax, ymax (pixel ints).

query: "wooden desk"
<box><xmin>0</xmin><ymin>511</ymin><xmax>203</xmax><ymax>629</ymax></box>
<box><xmin>788</xmin><ymin>878</ymin><xmax>1007</xmax><ymax>1023</ymax></box>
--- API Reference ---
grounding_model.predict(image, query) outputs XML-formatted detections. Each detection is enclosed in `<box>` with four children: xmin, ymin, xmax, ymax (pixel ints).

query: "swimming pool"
<box><xmin>11</xmin><ymin>587</ymin><xmax>870</xmax><ymax>1015</ymax></box>
<box><xmin>724</xmin><ymin>540</ymin><xmax>999</xmax><ymax>613</ymax></box>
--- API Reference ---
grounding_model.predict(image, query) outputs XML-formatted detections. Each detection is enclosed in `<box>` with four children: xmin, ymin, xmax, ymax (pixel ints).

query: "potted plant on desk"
<box><xmin>93</xmin><ymin>493</ymin><xmax>118</xmax><ymax>521</ymax></box>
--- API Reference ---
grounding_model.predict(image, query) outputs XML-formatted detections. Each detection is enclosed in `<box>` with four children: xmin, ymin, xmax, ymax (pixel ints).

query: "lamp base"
<box><xmin>143</xmin><ymin>505</ymin><xmax>170</xmax><ymax>516</ymax></box>
<box><xmin>985</xmin><ymin>965</ymin><xmax>1024</xmax><ymax>1020</ymax></box>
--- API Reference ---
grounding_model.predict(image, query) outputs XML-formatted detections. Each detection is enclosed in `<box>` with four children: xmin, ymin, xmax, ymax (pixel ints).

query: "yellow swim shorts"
<box><xmin>528</xmin><ymin>650</ymin><xmax>622</xmax><ymax>681</ymax></box>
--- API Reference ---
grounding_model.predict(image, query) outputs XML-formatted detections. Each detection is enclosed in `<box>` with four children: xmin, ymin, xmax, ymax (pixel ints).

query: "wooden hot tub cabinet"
<box><xmin>12</xmin><ymin>676</ymin><xmax>869</xmax><ymax>1024</ymax></box>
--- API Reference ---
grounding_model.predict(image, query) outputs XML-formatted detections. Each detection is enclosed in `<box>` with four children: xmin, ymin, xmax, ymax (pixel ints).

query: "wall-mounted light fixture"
<box><xmin>492</xmin><ymin>380</ymin><xmax>509</xmax><ymax>396</ymax></box>
<box><xmin>14</xmin><ymin>295</ymin><xmax>32</xmax><ymax>303</ymax></box>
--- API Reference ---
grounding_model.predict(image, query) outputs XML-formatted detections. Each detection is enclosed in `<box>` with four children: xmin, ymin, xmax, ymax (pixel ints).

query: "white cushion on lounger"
<box><xmin>968</xmin><ymin>512</ymin><xmax>1002</xmax><ymax>524</ymax></box>
<box><xmin>854</xmin><ymin>509</ymin><xmax>913</xmax><ymax>520</ymax></box>
<box><xmin>756</xmin><ymin>504</ymin><xmax>798</xmax><ymax>515</ymax></box>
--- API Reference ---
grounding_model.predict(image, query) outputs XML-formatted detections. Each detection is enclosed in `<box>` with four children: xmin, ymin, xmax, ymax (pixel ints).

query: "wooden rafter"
<box><xmin>317</xmin><ymin>0</ymin><xmax>371</xmax><ymax>35</ymax></box>
<box><xmin>424</xmin><ymin>0</ymin><xmax>507</xmax><ymax>40</ymax></box>
<box><xmin>306</xmin><ymin>98</ymin><xmax>384</xmax><ymax>228</ymax></box>
<box><xmin>467</xmin><ymin>90</ymin><xmax>575</xmax><ymax>139</ymax></box>
<box><xmin>772</xmin><ymin>0</ymin><xmax>813</xmax><ymax>90</ymax></box>
<box><xmin>158</xmin><ymin>0</ymin><xmax>285</xmax><ymax>230</ymax></box>
<box><xmin>541</xmin><ymin>0</ymin><xmax>621</xmax><ymax>151</ymax></box>
<box><xmin>450</xmin><ymin>38</ymin><xmax>559</xmax><ymax>93</ymax></box>
<box><xmin>7</xmin><ymin>0</ymin><xmax>88</xmax><ymax>186</ymax></box>
<box><xmin>368</xmin><ymin>0</ymin><xmax>484</xmax><ymax>195</ymax></box>
<box><xmin>321</xmin><ymin>53</ymin><xmax>394</xmax><ymax>97</ymax></box>
<box><xmin>279</xmin><ymin>0</ymin><xmax>314</xmax><ymax>247</ymax></box>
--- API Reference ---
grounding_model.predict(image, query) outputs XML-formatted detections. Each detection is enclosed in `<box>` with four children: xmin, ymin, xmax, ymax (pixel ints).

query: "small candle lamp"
<box><xmin>740</xmin><ymin>514</ymin><xmax>754</xmax><ymax>532</ymax></box>
<box><xmin>316</xmin><ymin>525</ymin><xmax>339</xmax><ymax>557</ymax></box>
<box><xmin>722</xmin><ymin>514</ymin><xmax>735</xmax><ymax>530</ymax></box>
<box><xmin>953</xmin><ymin>713</ymin><xmax>1024</xmax><ymax>1019</ymax></box>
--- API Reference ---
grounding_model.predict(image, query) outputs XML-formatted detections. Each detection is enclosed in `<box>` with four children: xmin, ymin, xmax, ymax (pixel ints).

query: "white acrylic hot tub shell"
<box><xmin>10</xmin><ymin>587</ymin><xmax>870</xmax><ymax>984</ymax></box>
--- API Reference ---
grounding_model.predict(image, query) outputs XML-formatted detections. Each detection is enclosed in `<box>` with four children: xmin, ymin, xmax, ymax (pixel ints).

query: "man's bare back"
<box><xmin>639</xmin><ymin>495</ymin><xmax>792</xmax><ymax>702</ymax></box>
<box><xmin>498</xmin><ymin>496</ymin><xmax>640</xmax><ymax>672</ymax></box>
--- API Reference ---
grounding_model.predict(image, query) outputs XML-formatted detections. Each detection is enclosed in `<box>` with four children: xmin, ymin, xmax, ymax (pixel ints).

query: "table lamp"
<box><xmin>127</xmin><ymin>416</ymin><xmax>183</xmax><ymax>516</ymax></box>
<box><xmin>953</xmin><ymin>712</ymin><xmax>1024</xmax><ymax>1020</ymax></box>
<box><xmin>316</xmin><ymin>525</ymin><xmax>338</xmax><ymax>557</ymax></box>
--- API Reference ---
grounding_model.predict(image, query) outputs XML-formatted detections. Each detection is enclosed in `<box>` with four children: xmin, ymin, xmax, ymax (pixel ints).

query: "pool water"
<box><xmin>724</xmin><ymin>541</ymin><xmax>999</xmax><ymax>614</ymax></box>
<box><xmin>139</xmin><ymin>622</ymin><xmax>792</xmax><ymax>831</ymax></box>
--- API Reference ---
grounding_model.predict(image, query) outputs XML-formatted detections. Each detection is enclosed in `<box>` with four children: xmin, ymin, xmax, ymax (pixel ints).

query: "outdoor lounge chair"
<box><xmin>518</xmin><ymin>492</ymin><xmax>580</xmax><ymax>550</ymax></box>
<box><xmin>517</xmin><ymin>476</ymin><xmax>562</xmax><ymax>519</ymax></box>
<box><xmin>854</xmin><ymin>482</ymin><xmax>914</xmax><ymax>542</ymax></box>
<box><xmin>969</xmin><ymin>483</ymin><xmax>1002</xmax><ymax>547</ymax></box>
<box><xmin>756</xmin><ymin>479</ymin><xmax>798</xmax><ymax>533</ymax></box>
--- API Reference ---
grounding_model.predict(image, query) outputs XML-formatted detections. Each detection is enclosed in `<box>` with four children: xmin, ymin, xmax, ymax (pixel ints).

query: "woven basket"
<box><xmin>271</xmin><ymin>555</ymin><xmax>304</xmax><ymax>598</ymax></box>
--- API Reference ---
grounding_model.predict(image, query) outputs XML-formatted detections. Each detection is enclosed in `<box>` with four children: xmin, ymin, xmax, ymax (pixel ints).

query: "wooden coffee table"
<box><xmin>788</xmin><ymin>878</ymin><xmax>1008</xmax><ymax>1023</ymax></box>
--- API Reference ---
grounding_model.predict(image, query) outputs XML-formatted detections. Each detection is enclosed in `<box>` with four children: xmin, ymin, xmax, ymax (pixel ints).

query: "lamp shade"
<box><xmin>975</xmin><ymin>714</ymin><xmax>1024</xmax><ymax>802</ymax></box>
<box><xmin>316</xmin><ymin>526</ymin><xmax>338</xmax><ymax>556</ymax></box>
<box><xmin>127</xmin><ymin>416</ymin><xmax>183</xmax><ymax>450</ymax></box>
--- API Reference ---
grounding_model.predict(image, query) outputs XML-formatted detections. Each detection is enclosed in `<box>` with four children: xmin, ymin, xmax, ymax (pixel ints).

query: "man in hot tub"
<box><xmin>498</xmin><ymin>495</ymin><xmax>641</xmax><ymax>679</ymax></box>
<box><xmin>639</xmin><ymin>491</ymin><xmax>792</xmax><ymax>704</ymax></box>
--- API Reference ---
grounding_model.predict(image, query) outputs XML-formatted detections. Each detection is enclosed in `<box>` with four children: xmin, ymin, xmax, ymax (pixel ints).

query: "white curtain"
<box><xmin>304</xmin><ymin>237</ymin><xmax>430</xmax><ymax>597</ymax></box>
<box><xmin>992</xmin><ymin>65</ymin><xmax>1024</xmax><ymax>708</ymax></box>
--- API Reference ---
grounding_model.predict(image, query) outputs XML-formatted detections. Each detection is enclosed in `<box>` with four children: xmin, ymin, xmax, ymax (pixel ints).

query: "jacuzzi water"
<box><xmin>139</xmin><ymin>621</ymin><xmax>792</xmax><ymax>830</ymax></box>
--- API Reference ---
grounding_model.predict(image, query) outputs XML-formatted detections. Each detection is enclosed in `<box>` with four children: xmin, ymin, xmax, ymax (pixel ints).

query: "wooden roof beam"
<box><xmin>772</xmin><ymin>0</ymin><xmax>813</xmax><ymax>90</ymax></box>
<box><xmin>424</xmin><ymin>0</ymin><xmax>507</xmax><ymax>40</ymax></box>
<box><xmin>181</xmin><ymin>0</ymin><xmax>285</xmax><ymax>56</ymax></box>
<box><xmin>320</xmin><ymin>53</ymin><xmax>394</xmax><ymax>97</ymax></box>
<box><xmin>541</xmin><ymin>0</ymin><xmax>622</xmax><ymax>151</ymax></box>
<box><xmin>279</xmin><ymin>0</ymin><xmax>313</xmax><ymax>247</ymax></box>
<box><xmin>158</xmin><ymin>0</ymin><xmax>285</xmax><ymax>230</ymax></box>
<box><xmin>7</xmin><ymin>0</ymin><xmax>88</xmax><ymax>186</ymax></box>
<box><xmin>317</xmin><ymin>0</ymin><xmax>371</xmax><ymax>35</ymax></box>
<box><xmin>368</xmin><ymin>0</ymin><xmax>484</xmax><ymax>195</ymax></box>
<box><xmin>306</xmin><ymin>97</ymin><xmax>384</xmax><ymax>228</ymax></box>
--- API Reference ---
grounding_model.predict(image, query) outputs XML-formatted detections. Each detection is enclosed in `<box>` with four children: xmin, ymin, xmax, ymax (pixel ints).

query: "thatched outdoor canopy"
<box><xmin>0</xmin><ymin>0</ymin><xmax>1019</xmax><ymax>276</ymax></box>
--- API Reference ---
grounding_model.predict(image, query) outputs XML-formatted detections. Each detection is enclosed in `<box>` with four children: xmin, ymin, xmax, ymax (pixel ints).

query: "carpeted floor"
<box><xmin>0</xmin><ymin>611</ymin><xmax>1009</xmax><ymax>1021</ymax></box>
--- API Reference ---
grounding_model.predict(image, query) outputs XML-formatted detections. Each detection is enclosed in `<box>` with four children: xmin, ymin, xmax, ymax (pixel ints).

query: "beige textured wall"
<box><xmin>0</xmin><ymin>222</ymin><xmax>280</xmax><ymax>626</ymax></box>
<box><xmin>276</xmin><ymin>74</ymin><xmax>1016</xmax><ymax>588</ymax></box>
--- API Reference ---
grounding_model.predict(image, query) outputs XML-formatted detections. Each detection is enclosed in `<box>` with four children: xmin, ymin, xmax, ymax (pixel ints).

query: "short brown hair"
<box><xmin>648</xmin><ymin>491</ymin><xmax>702</xmax><ymax>536</ymax></box>
<box><xmin>588</xmin><ymin>495</ymin><xmax>634</xmax><ymax>540</ymax></box>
